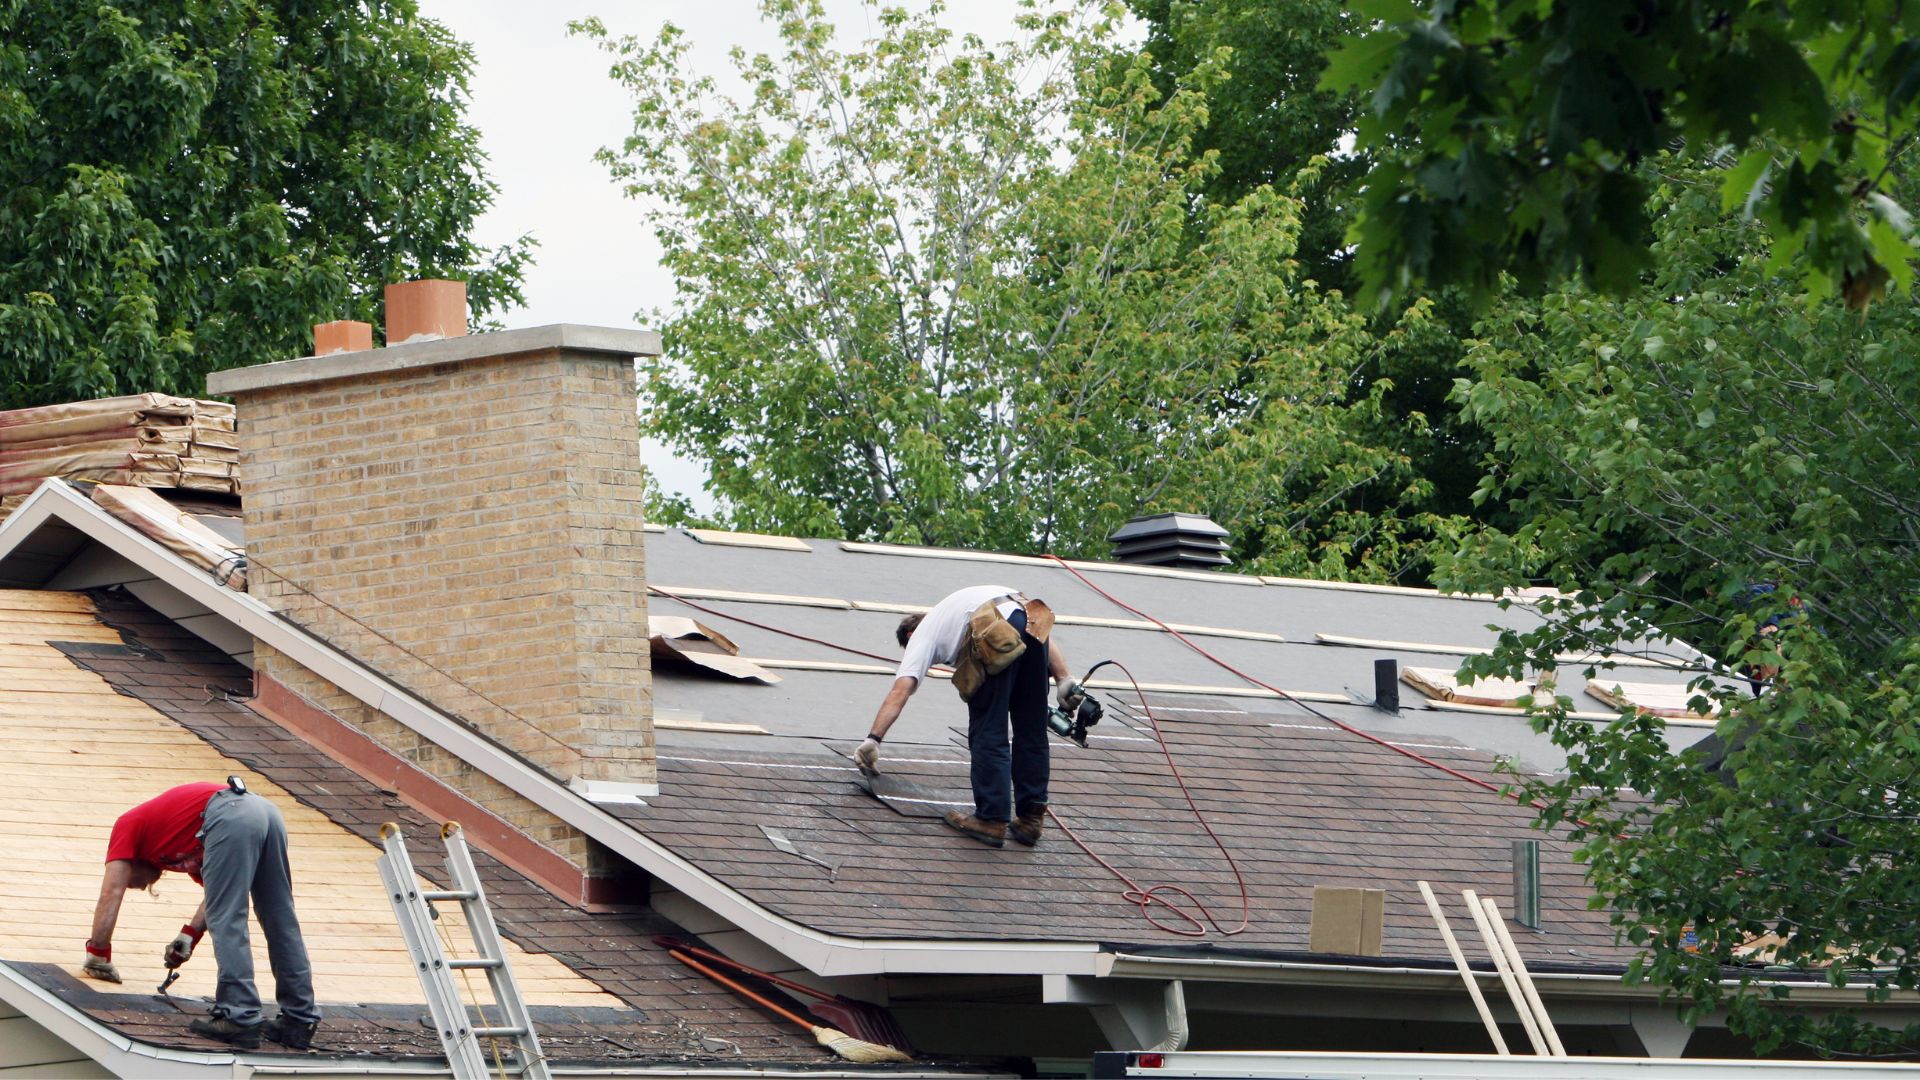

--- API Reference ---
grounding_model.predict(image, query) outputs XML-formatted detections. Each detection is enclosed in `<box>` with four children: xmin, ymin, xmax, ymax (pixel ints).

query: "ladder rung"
<box><xmin>422</xmin><ymin>889</ymin><xmax>479</xmax><ymax>902</ymax></box>
<box><xmin>447</xmin><ymin>958</ymin><xmax>503</xmax><ymax>970</ymax></box>
<box><xmin>474</xmin><ymin>1026</ymin><xmax>528</xmax><ymax>1039</ymax></box>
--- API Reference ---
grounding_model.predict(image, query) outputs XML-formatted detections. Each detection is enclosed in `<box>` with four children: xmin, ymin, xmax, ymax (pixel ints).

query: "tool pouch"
<box><xmin>1023</xmin><ymin>597</ymin><xmax>1054</xmax><ymax>643</ymax></box>
<box><xmin>971</xmin><ymin>600</ymin><xmax>1027</xmax><ymax>675</ymax></box>
<box><xmin>953</xmin><ymin>600</ymin><xmax>1023</xmax><ymax>701</ymax></box>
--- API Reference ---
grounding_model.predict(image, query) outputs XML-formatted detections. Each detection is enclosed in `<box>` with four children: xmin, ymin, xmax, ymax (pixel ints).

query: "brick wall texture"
<box><xmin>236</xmin><ymin>347</ymin><xmax>653</xmax><ymax>871</ymax></box>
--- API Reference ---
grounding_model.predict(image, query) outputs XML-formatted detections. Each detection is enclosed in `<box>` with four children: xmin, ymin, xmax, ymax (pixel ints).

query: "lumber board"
<box><xmin>685</xmin><ymin>528</ymin><xmax>812</xmax><ymax>552</ymax></box>
<box><xmin>0</xmin><ymin>591</ymin><xmax>95</xmax><ymax>613</ymax></box>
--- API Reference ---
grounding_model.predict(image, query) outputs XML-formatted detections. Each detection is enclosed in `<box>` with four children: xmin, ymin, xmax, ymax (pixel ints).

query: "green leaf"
<box><xmin>1721</xmin><ymin>150</ymin><xmax>1773</xmax><ymax>218</ymax></box>
<box><xmin>1319</xmin><ymin>31</ymin><xmax>1401</xmax><ymax>94</ymax></box>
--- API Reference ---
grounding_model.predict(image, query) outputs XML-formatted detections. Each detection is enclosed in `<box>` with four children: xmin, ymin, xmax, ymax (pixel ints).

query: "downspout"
<box><xmin>1147</xmin><ymin>979</ymin><xmax>1189</xmax><ymax>1053</ymax></box>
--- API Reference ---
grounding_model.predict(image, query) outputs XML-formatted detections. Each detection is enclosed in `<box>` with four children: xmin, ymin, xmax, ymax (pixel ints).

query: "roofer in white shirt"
<box><xmin>855</xmin><ymin>585</ymin><xmax>1083</xmax><ymax>847</ymax></box>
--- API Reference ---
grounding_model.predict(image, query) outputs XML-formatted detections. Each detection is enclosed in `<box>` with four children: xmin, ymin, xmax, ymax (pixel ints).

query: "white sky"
<box><xmin>414</xmin><ymin>1</ymin><xmax>1034</xmax><ymax>507</ymax></box>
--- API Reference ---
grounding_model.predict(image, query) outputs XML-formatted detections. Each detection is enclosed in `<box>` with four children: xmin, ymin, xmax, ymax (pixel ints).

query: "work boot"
<box><xmin>1010</xmin><ymin>805</ymin><xmax>1047</xmax><ymax>847</ymax></box>
<box><xmin>263</xmin><ymin>1016</ymin><xmax>319</xmax><ymax>1051</ymax></box>
<box><xmin>942</xmin><ymin>810</ymin><xmax>1006</xmax><ymax>847</ymax></box>
<box><xmin>188</xmin><ymin>1015</ymin><xmax>262</xmax><ymax>1050</ymax></box>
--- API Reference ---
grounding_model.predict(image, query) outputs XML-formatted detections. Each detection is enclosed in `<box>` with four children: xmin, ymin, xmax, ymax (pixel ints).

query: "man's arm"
<box><xmin>83</xmin><ymin>861</ymin><xmax>136</xmax><ymax>982</ymax></box>
<box><xmin>1048</xmin><ymin>641</ymin><xmax>1069</xmax><ymax>684</ymax></box>
<box><xmin>854</xmin><ymin>676</ymin><xmax>919</xmax><ymax>776</ymax></box>
<box><xmin>89</xmin><ymin>861</ymin><xmax>135</xmax><ymax>947</ymax></box>
<box><xmin>869</xmin><ymin>676</ymin><xmax>918</xmax><ymax>741</ymax></box>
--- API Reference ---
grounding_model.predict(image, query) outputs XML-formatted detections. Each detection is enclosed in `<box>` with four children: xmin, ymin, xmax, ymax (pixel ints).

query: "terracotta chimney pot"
<box><xmin>384</xmin><ymin>279</ymin><xmax>469</xmax><ymax>344</ymax></box>
<box><xmin>313</xmin><ymin>320</ymin><xmax>374</xmax><ymax>356</ymax></box>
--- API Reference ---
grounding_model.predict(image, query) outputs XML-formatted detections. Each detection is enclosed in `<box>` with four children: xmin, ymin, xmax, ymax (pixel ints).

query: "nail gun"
<box><xmin>1047</xmin><ymin>660</ymin><xmax>1112</xmax><ymax>748</ymax></box>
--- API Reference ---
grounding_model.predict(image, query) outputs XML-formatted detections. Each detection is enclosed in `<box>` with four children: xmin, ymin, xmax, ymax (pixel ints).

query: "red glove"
<box><xmin>163</xmin><ymin>924</ymin><xmax>204</xmax><ymax>969</ymax></box>
<box><xmin>82</xmin><ymin>940</ymin><xmax>120</xmax><ymax>983</ymax></box>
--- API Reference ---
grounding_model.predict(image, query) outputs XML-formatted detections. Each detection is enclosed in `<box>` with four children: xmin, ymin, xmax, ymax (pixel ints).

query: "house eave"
<box><xmin>1103</xmin><ymin>951</ymin><xmax>1920</xmax><ymax>1006</ymax></box>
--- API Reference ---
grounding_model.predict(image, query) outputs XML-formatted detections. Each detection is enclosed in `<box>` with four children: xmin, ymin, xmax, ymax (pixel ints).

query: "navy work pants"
<box><xmin>200</xmin><ymin>791</ymin><xmax>320</xmax><ymax>1026</ymax></box>
<box><xmin>966</xmin><ymin>608</ymin><xmax>1050</xmax><ymax>822</ymax></box>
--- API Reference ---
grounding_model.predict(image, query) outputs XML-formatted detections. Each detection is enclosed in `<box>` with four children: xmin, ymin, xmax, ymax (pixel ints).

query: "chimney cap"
<box><xmin>207</xmin><ymin>324</ymin><xmax>662</xmax><ymax>395</ymax></box>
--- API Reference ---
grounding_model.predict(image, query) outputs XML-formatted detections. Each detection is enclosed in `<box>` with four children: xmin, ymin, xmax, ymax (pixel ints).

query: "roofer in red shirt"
<box><xmin>84</xmin><ymin>777</ymin><xmax>321</xmax><ymax>1051</ymax></box>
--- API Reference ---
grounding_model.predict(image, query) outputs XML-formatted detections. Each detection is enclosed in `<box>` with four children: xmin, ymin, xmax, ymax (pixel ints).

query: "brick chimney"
<box><xmin>209</xmin><ymin>284</ymin><xmax>660</xmax><ymax>872</ymax></box>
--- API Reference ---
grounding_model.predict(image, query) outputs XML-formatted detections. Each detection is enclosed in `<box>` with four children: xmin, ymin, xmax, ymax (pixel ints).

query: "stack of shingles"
<box><xmin>0</xmin><ymin>395</ymin><xmax>239</xmax><ymax>518</ymax></box>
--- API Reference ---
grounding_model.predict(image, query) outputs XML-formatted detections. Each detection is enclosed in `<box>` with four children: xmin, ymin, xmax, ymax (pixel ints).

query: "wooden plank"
<box><xmin>685</xmin><ymin>528</ymin><xmax>812</xmax><ymax>552</ymax></box>
<box><xmin>0</xmin><ymin>591</ymin><xmax>94</xmax><ymax>613</ymax></box>
<box><xmin>656</xmin><ymin>717</ymin><xmax>770</xmax><ymax>735</ymax></box>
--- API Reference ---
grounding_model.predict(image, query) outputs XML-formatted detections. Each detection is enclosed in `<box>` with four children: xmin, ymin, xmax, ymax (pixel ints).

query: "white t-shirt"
<box><xmin>895</xmin><ymin>584</ymin><xmax>1024</xmax><ymax>685</ymax></box>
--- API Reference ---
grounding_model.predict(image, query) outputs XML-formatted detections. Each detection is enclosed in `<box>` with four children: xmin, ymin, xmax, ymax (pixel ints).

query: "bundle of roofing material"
<box><xmin>1585</xmin><ymin>679</ymin><xmax>1721</xmax><ymax>718</ymax></box>
<box><xmin>1402</xmin><ymin>666</ymin><xmax>1540</xmax><ymax>708</ymax></box>
<box><xmin>89</xmin><ymin>483</ymin><xmax>247</xmax><ymax>590</ymax></box>
<box><xmin>0</xmin><ymin>394</ymin><xmax>240</xmax><ymax>498</ymax></box>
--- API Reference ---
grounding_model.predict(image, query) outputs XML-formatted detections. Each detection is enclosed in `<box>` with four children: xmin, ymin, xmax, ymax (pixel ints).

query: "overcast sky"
<box><xmin>413</xmin><ymin>1</ymin><xmax>1035</xmax><ymax>506</ymax></box>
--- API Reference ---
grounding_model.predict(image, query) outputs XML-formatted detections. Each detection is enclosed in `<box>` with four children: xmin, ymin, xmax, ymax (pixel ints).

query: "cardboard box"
<box><xmin>1309</xmin><ymin>886</ymin><xmax>1385</xmax><ymax>956</ymax></box>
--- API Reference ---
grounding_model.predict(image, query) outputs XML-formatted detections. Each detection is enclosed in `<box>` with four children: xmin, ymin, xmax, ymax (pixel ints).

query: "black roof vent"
<box><xmin>1108</xmin><ymin>512</ymin><xmax>1231</xmax><ymax>570</ymax></box>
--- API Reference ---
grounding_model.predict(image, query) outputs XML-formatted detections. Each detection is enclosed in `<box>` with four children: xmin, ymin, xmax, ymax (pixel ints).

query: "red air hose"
<box><xmin>1040</xmin><ymin>554</ymin><xmax>1533</xmax><ymax>805</ymax></box>
<box><xmin>648</xmin><ymin>562</ymin><xmax>1542</xmax><ymax>937</ymax></box>
<box><xmin>1047</xmin><ymin>657</ymin><xmax>1250</xmax><ymax>937</ymax></box>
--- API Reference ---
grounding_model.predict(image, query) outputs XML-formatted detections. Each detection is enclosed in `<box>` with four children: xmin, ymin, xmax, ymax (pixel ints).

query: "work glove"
<box><xmin>1057</xmin><ymin>679</ymin><xmax>1086</xmax><ymax>712</ymax></box>
<box><xmin>853</xmin><ymin>735</ymin><xmax>882</xmax><ymax>777</ymax></box>
<box><xmin>164</xmin><ymin>924</ymin><xmax>204</xmax><ymax>969</ymax></box>
<box><xmin>82</xmin><ymin>942</ymin><xmax>121</xmax><ymax>984</ymax></box>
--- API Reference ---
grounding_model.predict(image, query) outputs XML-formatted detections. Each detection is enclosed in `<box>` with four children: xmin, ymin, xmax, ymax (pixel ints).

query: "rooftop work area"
<box><xmin>0</xmin><ymin>286</ymin><xmax>1908</xmax><ymax>1075</ymax></box>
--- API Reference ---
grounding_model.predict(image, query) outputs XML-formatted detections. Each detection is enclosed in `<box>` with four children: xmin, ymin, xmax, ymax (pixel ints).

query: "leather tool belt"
<box><xmin>951</xmin><ymin>595</ymin><xmax>1053</xmax><ymax>701</ymax></box>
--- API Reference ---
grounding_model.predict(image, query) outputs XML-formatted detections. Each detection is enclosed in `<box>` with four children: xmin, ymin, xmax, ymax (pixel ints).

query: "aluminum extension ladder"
<box><xmin>377</xmin><ymin>822</ymin><xmax>551</xmax><ymax>1080</ymax></box>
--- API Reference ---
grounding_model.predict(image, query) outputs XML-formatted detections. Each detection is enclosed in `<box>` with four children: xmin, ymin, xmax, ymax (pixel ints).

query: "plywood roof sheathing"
<box><xmin>0</xmin><ymin>590</ymin><xmax>619</xmax><ymax>1008</ymax></box>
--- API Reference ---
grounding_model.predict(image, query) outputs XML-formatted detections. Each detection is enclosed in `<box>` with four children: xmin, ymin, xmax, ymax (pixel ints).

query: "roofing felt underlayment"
<box><xmin>639</xmin><ymin>527</ymin><xmax>1725</xmax><ymax>771</ymax></box>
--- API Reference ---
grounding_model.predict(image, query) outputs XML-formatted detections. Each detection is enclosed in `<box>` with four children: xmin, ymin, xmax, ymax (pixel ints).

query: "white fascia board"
<box><xmin>0</xmin><ymin>961</ymin><xmax>234</xmax><ymax>1078</ymax></box>
<box><xmin>1104</xmin><ymin>953</ymin><xmax>1920</xmax><ymax>1008</ymax></box>
<box><xmin>0</xmin><ymin>481</ymin><xmax>1106</xmax><ymax>980</ymax></box>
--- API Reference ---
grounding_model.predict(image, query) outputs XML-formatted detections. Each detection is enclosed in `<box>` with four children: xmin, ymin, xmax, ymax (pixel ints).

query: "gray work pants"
<box><xmin>199</xmin><ymin>791</ymin><xmax>320</xmax><ymax>1025</ymax></box>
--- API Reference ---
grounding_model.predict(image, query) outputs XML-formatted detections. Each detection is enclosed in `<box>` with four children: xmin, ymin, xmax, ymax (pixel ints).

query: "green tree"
<box><xmin>1128</xmin><ymin>0</ymin><xmax>1362</xmax><ymax>291</ymax></box>
<box><xmin>1442</xmin><ymin>157</ymin><xmax>1920</xmax><ymax>1055</ymax></box>
<box><xmin>1325</xmin><ymin>0</ymin><xmax>1920</xmax><ymax>310</ymax></box>
<box><xmin>0</xmin><ymin>0</ymin><xmax>532</xmax><ymax>406</ymax></box>
<box><xmin>579</xmin><ymin>0</ymin><xmax>1435</xmax><ymax>578</ymax></box>
<box><xmin>1129</xmin><ymin>0</ymin><xmax>1491</xmax><ymax>572</ymax></box>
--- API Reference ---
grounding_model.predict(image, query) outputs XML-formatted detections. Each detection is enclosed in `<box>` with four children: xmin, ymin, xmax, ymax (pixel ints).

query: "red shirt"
<box><xmin>105</xmin><ymin>782</ymin><xmax>223</xmax><ymax>883</ymax></box>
